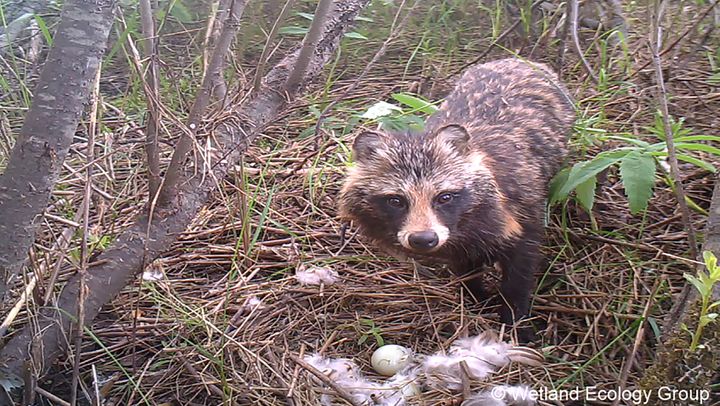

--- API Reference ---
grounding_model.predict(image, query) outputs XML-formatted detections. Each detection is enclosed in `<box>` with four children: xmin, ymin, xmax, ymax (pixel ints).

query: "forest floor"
<box><xmin>2</xmin><ymin>1</ymin><xmax>720</xmax><ymax>405</ymax></box>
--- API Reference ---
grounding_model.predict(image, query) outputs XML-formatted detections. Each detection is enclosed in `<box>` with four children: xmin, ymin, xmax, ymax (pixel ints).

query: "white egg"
<box><xmin>371</xmin><ymin>345</ymin><xmax>413</xmax><ymax>376</ymax></box>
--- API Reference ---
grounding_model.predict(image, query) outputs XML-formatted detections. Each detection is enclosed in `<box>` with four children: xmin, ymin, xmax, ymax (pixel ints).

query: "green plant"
<box><xmin>683</xmin><ymin>251</ymin><xmax>720</xmax><ymax>352</ymax></box>
<box><xmin>356</xmin><ymin>318</ymin><xmax>384</xmax><ymax>346</ymax></box>
<box><xmin>550</xmin><ymin>111</ymin><xmax>720</xmax><ymax>215</ymax></box>
<box><xmin>359</xmin><ymin>92</ymin><xmax>438</xmax><ymax>132</ymax></box>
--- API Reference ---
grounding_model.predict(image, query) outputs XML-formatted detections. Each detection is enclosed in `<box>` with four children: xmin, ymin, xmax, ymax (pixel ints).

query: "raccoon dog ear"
<box><xmin>433</xmin><ymin>124</ymin><xmax>470</xmax><ymax>153</ymax></box>
<box><xmin>352</xmin><ymin>131</ymin><xmax>385</xmax><ymax>162</ymax></box>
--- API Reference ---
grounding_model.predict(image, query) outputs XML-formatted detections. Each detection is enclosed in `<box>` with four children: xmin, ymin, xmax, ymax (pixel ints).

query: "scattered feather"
<box><xmin>238</xmin><ymin>295</ymin><xmax>266</xmax><ymax>314</ymax></box>
<box><xmin>422</xmin><ymin>331</ymin><xmax>543</xmax><ymax>391</ymax></box>
<box><xmin>142</xmin><ymin>264</ymin><xmax>163</xmax><ymax>281</ymax></box>
<box><xmin>295</xmin><ymin>265</ymin><xmax>339</xmax><ymax>286</ymax></box>
<box><xmin>304</xmin><ymin>354</ymin><xmax>420</xmax><ymax>406</ymax></box>
<box><xmin>304</xmin><ymin>332</ymin><xmax>542</xmax><ymax>404</ymax></box>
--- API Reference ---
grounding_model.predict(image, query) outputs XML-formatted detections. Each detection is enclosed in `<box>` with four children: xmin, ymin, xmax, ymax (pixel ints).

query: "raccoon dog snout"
<box><xmin>407</xmin><ymin>231</ymin><xmax>439</xmax><ymax>251</ymax></box>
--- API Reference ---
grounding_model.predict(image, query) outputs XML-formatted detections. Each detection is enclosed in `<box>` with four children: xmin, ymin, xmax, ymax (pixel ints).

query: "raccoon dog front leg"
<box><xmin>497</xmin><ymin>231</ymin><xmax>542</xmax><ymax>329</ymax></box>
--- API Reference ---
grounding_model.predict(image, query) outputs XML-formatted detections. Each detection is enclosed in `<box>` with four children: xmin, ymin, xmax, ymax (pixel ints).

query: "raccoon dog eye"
<box><xmin>386</xmin><ymin>196</ymin><xmax>406</xmax><ymax>208</ymax></box>
<box><xmin>436</xmin><ymin>192</ymin><xmax>454</xmax><ymax>205</ymax></box>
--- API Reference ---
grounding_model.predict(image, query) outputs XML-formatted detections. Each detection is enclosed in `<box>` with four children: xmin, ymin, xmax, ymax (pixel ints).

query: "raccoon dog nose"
<box><xmin>408</xmin><ymin>231</ymin><xmax>439</xmax><ymax>251</ymax></box>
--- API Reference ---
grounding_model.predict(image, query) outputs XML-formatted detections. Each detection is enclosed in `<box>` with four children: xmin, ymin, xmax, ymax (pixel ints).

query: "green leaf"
<box><xmin>699</xmin><ymin>273</ymin><xmax>713</xmax><ymax>296</ymax></box>
<box><xmin>33</xmin><ymin>15</ymin><xmax>53</xmax><ymax>46</ymax></box>
<box><xmin>557</xmin><ymin>151</ymin><xmax>626</xmax><ymax>199</ymax></box>
<box><xmin>705</xmin><ymin>251</ymin><xmax>717</xmax><ymax>269</ymax></box>
<box><xmin>651</xmin><ymin>150</ymin><xmax>716</xmax><ymax>173</ymax></box>
<box><xmin>647</xmin><ymin>317</ymin><xmax>661</xmax><ymax>338</ymax></box>
<box><xmin>675</xmin><ymin>135</ymin><xmax>720</xmax><ymax>143</ymax></box>
<box><xmin>357</xmin><ymin>334</ymin><xmax>368</xmax><ymax>345</ymax></box>
<box><xmin>699</xmin><ymin>313</ymin><xmax>718</xmax><ymax>328</ymax></box>
<box><xmin>296</xmin><ymin>12</ymin><xmax>314</xmax><ymax>20</ymax></box>
<box><xmin>354</xmin><ymin>15</ymin><xmax>374</xmax><ymax>22</ymax></box>
<box><xmin>279</xmin><ymin>26</ymin><xmax>308</xmax><ymax>35</ymax></box>
<box><xmin>619</xmin><ymin>151</ymin><xmax>656</xmax><ymax>214</ymax></box>
<box><xmin>684</xmin><ymin>274</ymin><xmax>705</xmax><ymax>296</ymax></box>
<box><xmin>602</xmin><ymin>135</ymin><xmax>650</xmax><ymax>148</ymax></box>
<box><xmin>575</xmin><ymin>175</ymin><xmax>596</xmax><ymax>212</ymax></box>
<box><xmin>549</xmin><ymin>167</ymin><xmax>571</xmax><ymax>205</ymax></box>
<box><xmin>675</xmin><ymin>154</ymin><xmax>716</xmax><ymax>173</ymax></box>
<box><xmin>675</xmin><ymin>142</ymin><xmax>720</xmax><ymax>156</ymax></box>
<box><xmin>344</xmin><ymin>31</ymin><xmax>368</xmax><ymax>40</ymax></box>
<box><xmin>391</xmin><ymin>93</ymin><xmax>438</xmax><ymax>114</ymax></box>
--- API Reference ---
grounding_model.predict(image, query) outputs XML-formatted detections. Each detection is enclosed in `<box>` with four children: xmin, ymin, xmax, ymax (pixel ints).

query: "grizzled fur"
<box><xmin>338</xmin><ymin>58</ymin><xmax>576</xmax><ymax>335</ymax></box>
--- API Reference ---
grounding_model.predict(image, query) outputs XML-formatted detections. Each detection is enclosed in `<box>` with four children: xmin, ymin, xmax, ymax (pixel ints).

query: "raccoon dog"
<box><xmin>338</xmin><ymin>58</ymin><xmax>576</xmax><ymax>338</ymax></box>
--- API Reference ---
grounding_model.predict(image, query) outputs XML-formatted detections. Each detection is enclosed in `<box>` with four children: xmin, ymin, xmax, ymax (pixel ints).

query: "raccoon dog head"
<box><xmin>339</xmin><ymin>125</ymin><xmax>506</xmax><ymax>257</ymax></box>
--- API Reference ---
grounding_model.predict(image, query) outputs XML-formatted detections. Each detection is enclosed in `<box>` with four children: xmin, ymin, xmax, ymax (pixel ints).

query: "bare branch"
<box><xmin>203</xmin><ymin>0</ymin><xmax>233</xmax><ymax>102</ymax></box>
<box><xmin>647</xmin><ymin>0</ymin><xmax>704</xmax><ymax>343</ymax></box>
<box><xmin>160</xmin><ymin>0</ymin><xmax>248</xmax><ymax>205</ymax></box>
<box><xmin>139</xmin><ymin>0</ymin><xmax>162</xmax><ymax>199</ymax></box>
<box><xmin>285</xmin><ymin>0</ymin><xmax>333</xmax><ymax>93</ymax></box>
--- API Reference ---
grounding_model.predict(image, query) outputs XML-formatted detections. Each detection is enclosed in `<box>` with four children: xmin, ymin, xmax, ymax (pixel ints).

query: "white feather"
<box><xmin>239</xmin><ymin>295</ymin><xmax>265</xmax><ymax>313</ymax></box>
<box><xmin>422</xmin><ymin>333</ymin><xmax>515</xmax><ymax>390</ymax></box>
<box><xmin>295</xmin><ymin>265</ymin><xmax>338</xmax><ymax>286</ymax></box>
<box><xmin>304</xmin><ymin>354</ymin><xmax>419</xmax><ymax>406</ymax></box>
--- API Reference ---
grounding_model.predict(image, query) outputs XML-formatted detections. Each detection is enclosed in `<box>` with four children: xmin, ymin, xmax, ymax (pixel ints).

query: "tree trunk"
<box><xmin>0</xmin><ymin>0</ymin><xmax>370</xmax><ymax>382</ymax></box>
<box><xmin>0</xmin><ymin>0</ymin><xmax>117</xmax><ymax>298</ymax></box>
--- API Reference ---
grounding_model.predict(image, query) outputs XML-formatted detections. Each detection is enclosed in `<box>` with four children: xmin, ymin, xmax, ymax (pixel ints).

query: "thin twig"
<box><xmin>139</xmin><ymin>0</ymin><xmax>162</xmax><ymax>199</ymax></box>
<box><xmin>70</xmin><ymin>63</ymin><xmax>101</xmax><ymax>406</ymax></box>
<box><xmin>570</xmin><ymin>0</ymin><xmax>599</xmax><ymax>83</ymax></box>
<box><xmin>286</xmin><ymin>343</ymin><xmax>305</xmax><ymax>398</ymax></box>
<box><xmin>180</xmin><ymin>356</ymin><xmax>241</xmax><ymax>406</ymax></box>
<box><xmin>36</xmin><ymin>387</ymin><xmax>71</xmax><ymax>406</ymax></box>
<box><xmin>0</xmin><ymin>272</ymin><xmax>36</xmax><ymax>337</ymax></box>
<box><xmin>650</xmin><ymin>0</ymin><xmax>698</xmax><ymax>261</ymax></box>
<box><xmin>556</xmin><ymin>0</ymin><xmax>570</xmax><ymax>72</ymax></box>
<box><xmin>41</xmin><ymin>208</ymin><xmax>84</xmax><ymax>305</ymax></box>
